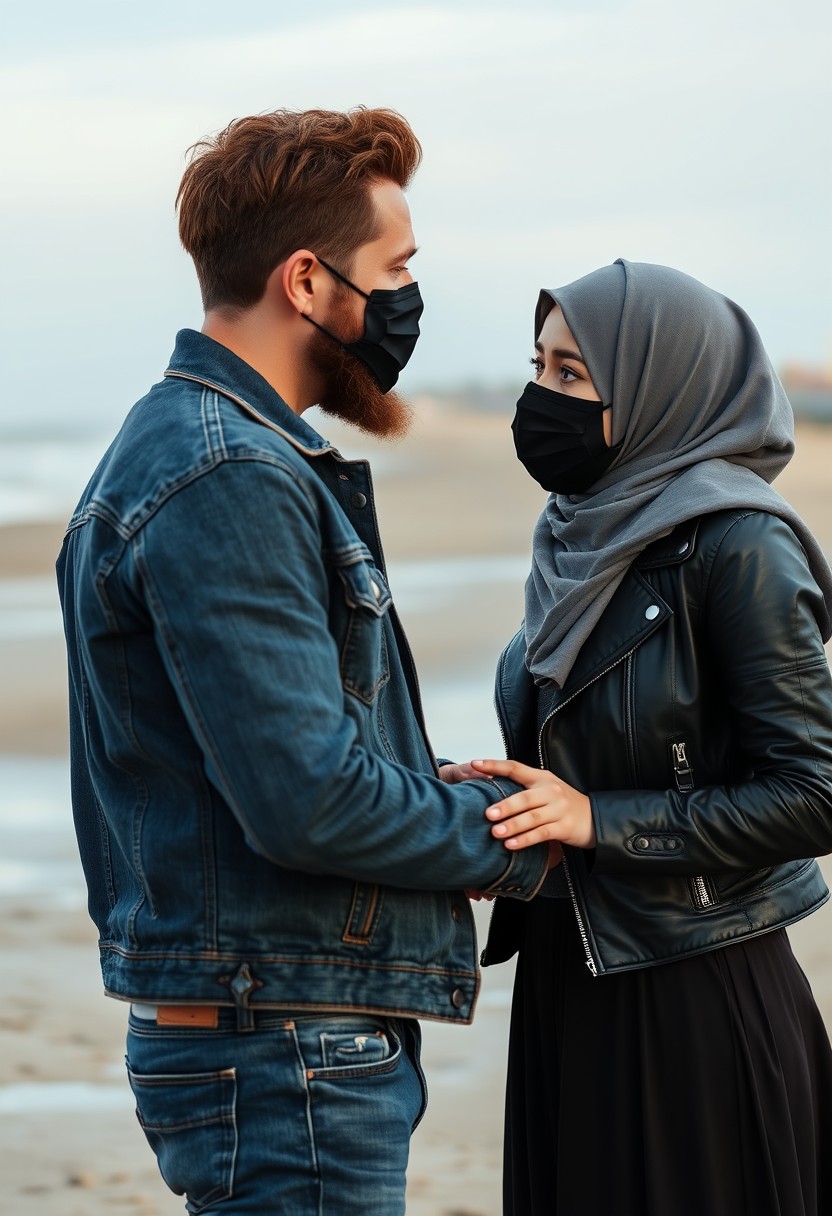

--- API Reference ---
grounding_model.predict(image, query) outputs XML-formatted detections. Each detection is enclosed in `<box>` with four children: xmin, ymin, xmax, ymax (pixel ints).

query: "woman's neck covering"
<box><xmin>524</xmin><ymin>258</ymin><xmax>832</xmax><ymax>688</ymax></box>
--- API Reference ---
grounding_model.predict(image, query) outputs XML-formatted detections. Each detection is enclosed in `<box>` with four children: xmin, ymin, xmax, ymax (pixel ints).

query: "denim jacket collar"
<box><xmin>165</xmin><ymin>328</ymin><xmax>334</xmax><ymax>458</ymax></box>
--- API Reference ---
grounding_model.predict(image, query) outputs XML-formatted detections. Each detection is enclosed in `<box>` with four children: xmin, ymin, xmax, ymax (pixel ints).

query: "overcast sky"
<box><xmin>1</xmin><ymin>0</ymin><xmax>830</xmax><ymax>434</ymax></box>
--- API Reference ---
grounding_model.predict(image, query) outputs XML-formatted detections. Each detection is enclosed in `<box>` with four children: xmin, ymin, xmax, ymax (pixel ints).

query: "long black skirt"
<box><xmin>504</xmin><ymin>897</ymin><xmax>832</xmax><ymax>1216</ymax></box>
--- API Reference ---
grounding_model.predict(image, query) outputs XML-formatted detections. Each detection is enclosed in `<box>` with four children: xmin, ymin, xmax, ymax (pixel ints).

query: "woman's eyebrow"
<box><xmin>534</xmin><ymin>339</ymin><xmax>587</xmax><ymax>364</ymax></box>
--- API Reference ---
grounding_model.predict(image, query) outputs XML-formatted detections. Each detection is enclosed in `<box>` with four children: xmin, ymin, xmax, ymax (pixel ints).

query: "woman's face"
<box><xmin>533</xmin><ymin>304</ymin><xmax>612</xmax><ymax>445</ymax></box>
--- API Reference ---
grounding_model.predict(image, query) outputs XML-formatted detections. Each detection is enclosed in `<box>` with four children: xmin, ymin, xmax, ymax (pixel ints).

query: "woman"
<box><xmin>466</xmin><ymin>260</ymin><xmax>832</xmax><ymax>1215</ymax></box>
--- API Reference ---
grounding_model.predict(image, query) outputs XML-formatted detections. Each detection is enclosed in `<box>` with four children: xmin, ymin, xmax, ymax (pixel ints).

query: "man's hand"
<box><xmin>469</xmin><ymin>758</ymin><xmax>596</xmax><ymax>852</ymax></box>
<box><xmin>437</xmin><ymin>762</ymin><xmax>480</xmax><ymax>784</ymax></box>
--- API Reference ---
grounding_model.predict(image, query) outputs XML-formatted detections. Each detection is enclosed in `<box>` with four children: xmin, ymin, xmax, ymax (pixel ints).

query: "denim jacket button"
<box><xmin>451</xmin><ymin>988</ymin><xmax>465</xmax><ymax>1009</ymax></box>
<box><xmin>351</xmin><ymin>492</ymin><xmax>368</xmax><ymax>508</ymax></box>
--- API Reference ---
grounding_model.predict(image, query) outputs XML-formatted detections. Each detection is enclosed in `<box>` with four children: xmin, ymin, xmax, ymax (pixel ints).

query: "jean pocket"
<box><xmin>295</xmin><ymin>1016</ymin><xmax>402</xmax><ymax>1080</ymax></box>
<box><xmin>126</xmin><ymin>1066</ymin><xmax>237</xmax><ymax>1213</ymax></box>
<box><xmin>336</xmin><ymin>558</ymin><xmax>392</xmax><ymax>706</ymax></box>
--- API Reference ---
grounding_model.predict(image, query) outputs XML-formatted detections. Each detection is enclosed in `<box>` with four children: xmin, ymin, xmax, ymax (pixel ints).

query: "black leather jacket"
<box><xmin>483</xmin><ymin>509</ymin><xmax>832</xmax><ymax>976</ymax></box>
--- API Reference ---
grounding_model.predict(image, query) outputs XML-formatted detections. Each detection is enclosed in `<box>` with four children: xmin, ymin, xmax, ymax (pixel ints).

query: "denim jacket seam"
<box><xmin>200</xmin><ymin>388</ymin><xmax>229</xmax><ymax>460</ymax></box>
<box><xmin>105</xmin><ymin>449</ymin><xmax>320</xmax><ymax>541</ymax></box>
<box><xmin>164</xmin><ymin>368</ymin><xmax>334</xmax><ymax>458</ymax></box>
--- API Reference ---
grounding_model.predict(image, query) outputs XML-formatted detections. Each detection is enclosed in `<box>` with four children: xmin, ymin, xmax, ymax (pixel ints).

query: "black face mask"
<box><xmin>512</xmin><ymin>381</ymin><xmax>620</xmax><ymax>494</ymax></box>
<box><xmin>305</xmin><ymin>257</ymin><xmax>424</xmax><ymax>393</ymax></box>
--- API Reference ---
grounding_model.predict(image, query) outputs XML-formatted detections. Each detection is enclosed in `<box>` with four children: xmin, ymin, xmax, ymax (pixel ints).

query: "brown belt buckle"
<box><xmin>155</xmin><ymin>1005</ymin><xmax>219</xmax><ymax>1028</ymax></box>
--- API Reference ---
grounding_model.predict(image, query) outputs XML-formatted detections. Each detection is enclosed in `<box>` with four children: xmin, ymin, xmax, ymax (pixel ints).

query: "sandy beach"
<box><xmin>2</xmin><ymin>411</ymin><xmax>832</xmax><ymax>1215</ymax></box>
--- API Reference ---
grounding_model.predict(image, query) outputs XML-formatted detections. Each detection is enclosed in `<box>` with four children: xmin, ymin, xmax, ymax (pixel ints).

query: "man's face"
<box><xmin>344</xmin><ymin>179</ymin><xmax>418</xmax><ymax>296</ymax></box>
<box><xmin>310</xmin><ymin>180</ymin><xmax>418</xmax><ymax>439</ymax></box>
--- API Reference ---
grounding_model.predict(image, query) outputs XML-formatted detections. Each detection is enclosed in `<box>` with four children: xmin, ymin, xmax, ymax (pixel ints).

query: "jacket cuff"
<box><xmin>591</xmin><ymin>789</ymin><xmax>690</xmax><ymax>874</ymax></box>
<box><xmin>482</xmin><ymin>839</ymin><xmax>549</xmax><ymax>900</ymax></box>
<box><xmin>474</xmin><ymin>776</ymin><xmax>548</xmax><ymax>898</ymax></box>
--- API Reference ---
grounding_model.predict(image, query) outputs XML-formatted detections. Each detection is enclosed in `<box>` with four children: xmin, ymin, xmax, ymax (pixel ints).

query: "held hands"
<box><xmin>470</xmin><ymin>758</ymin><xmax>596</xmax><ymax>853</ymax></box>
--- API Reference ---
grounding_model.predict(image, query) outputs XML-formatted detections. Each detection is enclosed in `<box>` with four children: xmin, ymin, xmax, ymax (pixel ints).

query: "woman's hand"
<box><xmin>470</xmin><ymin>759</ymin><xmax>596</xmax><ymax>851</ymax></box>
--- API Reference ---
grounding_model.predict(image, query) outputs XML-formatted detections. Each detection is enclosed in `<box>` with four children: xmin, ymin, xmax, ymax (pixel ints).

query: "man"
<box><xmin>57</xmin><ymin>108</ymin><xmax>548</xmax><ymax>1214</ymax></box>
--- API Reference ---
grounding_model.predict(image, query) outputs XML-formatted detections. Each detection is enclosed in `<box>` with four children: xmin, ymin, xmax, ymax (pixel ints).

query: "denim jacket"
<box><xmin>57</xmin><ymin>330</ymin><xmax>547</xmax><ymax>1024</ymax></box>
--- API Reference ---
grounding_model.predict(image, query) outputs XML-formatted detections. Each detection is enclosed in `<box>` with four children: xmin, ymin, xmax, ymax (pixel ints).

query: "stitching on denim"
<box><xmin>164</xmin><ymin>369</ymin><xmax>333</xmax><ymax>459</ymax></box>
<box><xmin>103</xmin><ymin>944</ymin><xmax>479</xmax><ymax>978</ymax></box>
<box><xmin>93</xmin><ymin>548</ymin><xmax>155</xmax><ymax>933</ymax></box>
<box><xmin>286</xmin><ymin>1023</ymin><xmax>321</xmax><ymax>1203</ymax></box>
<box><xmin>340</xmin><ymin>609</ymin><xmax>391</xmax><ymax>705</ymax></box>
<box><xmin>127</xmin><ymin>1067</ymin><xmax>238</xmax><ymax>1208</ymax></box>
<box><xmin>341</xmin><ymin>884</ymin><xmax>384</xmax><ymax>945</ymax></box>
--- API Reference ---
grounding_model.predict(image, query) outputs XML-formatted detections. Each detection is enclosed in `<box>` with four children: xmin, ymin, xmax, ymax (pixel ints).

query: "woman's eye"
<box><xmin>560</xmin><ymin>366</ymin><xmax>579</xmax><ymax>383</ymax></box>
<box><xmin>529</xmin><ymin>356</ymin><xmax>544</xmax><ymax>378</ymax></box>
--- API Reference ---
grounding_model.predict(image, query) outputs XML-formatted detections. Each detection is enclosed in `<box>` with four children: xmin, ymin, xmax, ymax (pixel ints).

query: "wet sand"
<box><xmin>1</xmin><ymin>413</ymin><xmax>832</xmax><ymax>1215</ymax></box>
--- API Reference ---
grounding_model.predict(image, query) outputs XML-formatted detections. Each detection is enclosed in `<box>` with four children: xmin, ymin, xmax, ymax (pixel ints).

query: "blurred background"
<box><xmin>1</xmin><ymin>0</ymin><xmax>831</xmax><ymax>1212</ymax></box>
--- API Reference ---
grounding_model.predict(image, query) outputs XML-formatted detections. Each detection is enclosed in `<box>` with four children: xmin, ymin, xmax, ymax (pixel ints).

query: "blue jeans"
<box><xmin>126</xmin><ymin>1008</ymin><xmax>427</xmax><ymax>1214</ymax></box>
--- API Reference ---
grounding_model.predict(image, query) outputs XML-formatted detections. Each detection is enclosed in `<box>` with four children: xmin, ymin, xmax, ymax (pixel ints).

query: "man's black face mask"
<box><xmin>305</xmin><ymin>257</ymin><xmax>424</xmax><ymax>393</ymax></box>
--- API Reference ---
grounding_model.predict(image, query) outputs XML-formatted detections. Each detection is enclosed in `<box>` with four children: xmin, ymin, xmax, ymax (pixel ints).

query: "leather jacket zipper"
<box><xmin>560</xmin><ymin>854</ymin><xmax>598</xmax><ymax>976</ymax></box>
<box><xmin>534</xmin><ymin>649</ymin><xmax>638</xmax><ymax>977</ymax></box>
<box><xmin>624</xmin><ymin>654</ymin><xmax>640</xmax><ymax>786</ymax></box>
<box><xmin>491</xmin><ymin>655</ymin><xmax>594</xmax><ymax>972</ymax></box>
<box><xmin>690</xmin><ymin>874</ymin><xmax>717</xmax><ymax>910</ymax></box>
<box><xmin>670</xmin><ymin>738</ymin><xmax>718</xmax><ymax>911</ymax></box>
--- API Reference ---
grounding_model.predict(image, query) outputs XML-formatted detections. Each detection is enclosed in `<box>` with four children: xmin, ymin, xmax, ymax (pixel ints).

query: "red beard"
<box><xmin>308</xmin><ymin>291</ymin><xmax>413</xmax><ymax>440</ymax></box>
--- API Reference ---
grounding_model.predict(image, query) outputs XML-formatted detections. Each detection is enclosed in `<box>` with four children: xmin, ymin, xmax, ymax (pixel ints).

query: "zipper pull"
<box><xmin>670</xmin><ymin>738</ymin><xmax>694</xmax><ymax>793</ymax></box>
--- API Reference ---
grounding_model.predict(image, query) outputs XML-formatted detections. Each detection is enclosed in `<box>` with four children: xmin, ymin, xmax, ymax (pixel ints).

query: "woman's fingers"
<box><xmin>470</xmin><ymin>757</ymin><xmax>541</xmax><ymax>786</ymax></box>
<box><xmin>485</xmin><ymin>789</ymin><xmax>544</xmax><ymax>820</ymax></box>
<box><xmin>493</xmin><ymin>808</ymin><xmax>557</xmax><ymax>842</ymax></box>
<box><xmin>503</xmin><ymin>824</ymin><xmax>561</xmax><ymax>850</ymax></box>
<box><xmin>472</xmin><ymin>758</ymin><xmax>596</xmax><ymax>850</ymax></box>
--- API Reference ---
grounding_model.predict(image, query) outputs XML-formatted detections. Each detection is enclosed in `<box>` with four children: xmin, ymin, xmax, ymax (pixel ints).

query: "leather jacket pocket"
<box><xmin>336</xmin><ymin>559</ymin><xmax>392</xmax><ymax>706</ymax></box>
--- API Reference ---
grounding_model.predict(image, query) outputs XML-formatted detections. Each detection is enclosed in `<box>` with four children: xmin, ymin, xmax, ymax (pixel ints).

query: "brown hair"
<box><xmin>176</xmin><ymin>107</ymin><xmax>422</xmax><ymax>312</ymax></box>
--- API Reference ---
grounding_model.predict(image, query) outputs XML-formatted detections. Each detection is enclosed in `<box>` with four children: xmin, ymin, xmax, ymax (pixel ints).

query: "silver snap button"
<box><xmin>645</xmin><ymin>604</ymin><xmax>660</xmax><ymax>620</ymax></box>
<box><xmin>677</xmin><ymin>541</ymin><xmax>689</xmax><ymax>554</ymax></box>
<box><xmin>370</xmin><ymin>579</ymin><xmax>381</xmax><ymax>601</ymax></box>
<box><xmin>636</xmin><ymin>836</ymin><xmax>651</xmax><ymax>850</ymax></box>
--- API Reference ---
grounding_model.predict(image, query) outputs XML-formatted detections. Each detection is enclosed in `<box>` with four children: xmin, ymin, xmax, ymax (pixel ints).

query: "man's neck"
<box><xmin>202</xmin><ymin>311</ymin><xmax>310</xmax><ymax>415</ymax></box>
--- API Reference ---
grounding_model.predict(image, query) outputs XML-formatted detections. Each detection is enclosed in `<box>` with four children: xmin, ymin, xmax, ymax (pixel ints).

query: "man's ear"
<box><xmin>280</xmin><ymin>250</ymin><xmax>324</xmax><ymax>317</ymax></box>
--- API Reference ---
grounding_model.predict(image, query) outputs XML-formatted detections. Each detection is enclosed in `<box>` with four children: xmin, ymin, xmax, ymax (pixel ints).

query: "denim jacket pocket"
<box><xmin>336</xmin><ymin>558</ymin><xmax>392</xmax><ymax>705</ymax></box>
<box><xmin>126</xmin><ymin>1065</ymin><xmax>237</xmax><ymax>1212</ymax></box>
<box><xmin>342</xmin><ymin>882</ymin><xmax>383</xmax><ymax>944</ymax></box>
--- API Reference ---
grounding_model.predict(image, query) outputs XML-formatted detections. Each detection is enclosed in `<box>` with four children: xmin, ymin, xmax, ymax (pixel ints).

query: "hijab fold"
<box><xmin>524</xmin><ymin>260</ymin><xmax>832</xmax><ymax>688</ymax></box>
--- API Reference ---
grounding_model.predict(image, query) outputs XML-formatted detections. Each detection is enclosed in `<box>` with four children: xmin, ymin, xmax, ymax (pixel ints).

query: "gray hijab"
<box><xmin>524</xmin><ymin>258</ymin><xmax>832</xmax><ymax>688</ymax></box>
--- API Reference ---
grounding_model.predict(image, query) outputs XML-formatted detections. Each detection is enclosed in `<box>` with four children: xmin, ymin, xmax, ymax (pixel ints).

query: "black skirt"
<box><xmin>504</xmin><ymin>897</ymin><xmax>832</xmax><ymax>1216</ymax></box>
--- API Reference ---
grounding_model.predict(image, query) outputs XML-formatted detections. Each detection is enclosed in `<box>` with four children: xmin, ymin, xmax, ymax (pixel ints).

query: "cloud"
<box><xmin>0</xmin><ymin>0</ymin><xmax>830</xmax><ymax>429</ymax></box>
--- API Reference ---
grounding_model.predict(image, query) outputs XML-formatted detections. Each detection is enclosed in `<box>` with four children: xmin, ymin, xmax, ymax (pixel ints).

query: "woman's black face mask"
<box><xmin>512</xmin><ymin>381</ymin><xmax>620</xmax><ymax>494</ymax></box>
